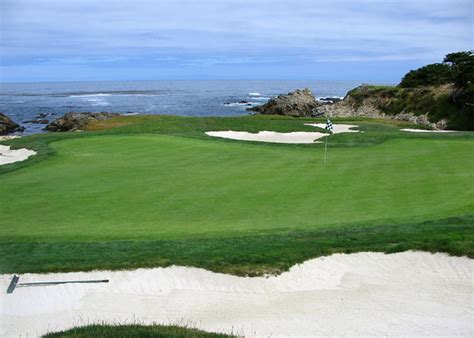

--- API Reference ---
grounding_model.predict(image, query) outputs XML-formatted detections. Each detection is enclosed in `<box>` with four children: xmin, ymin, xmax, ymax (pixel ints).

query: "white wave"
<box><xmin>91</xmin><ymin>101</ymin><xmax>110</xmax><ymax>106</ymax></box>
<box><xmin>80</xmin><ymin>97</ymin><xmax>110</xmax><ymax>106</ymax></box>
<box><xmin>316</xmin><ymin>96</ymin><xmax>344</xmax><ymax>101</ymax></box>
<box><xmin>69</xmin><ymin>93</ymin><xmax>112</xmax><ymax>98</ymax></box>
<box><xmin>223</xmin><ymin>102</ymin><xmax>252</xmax><ymax>107</ymax></box>
<box><xmin>70</xmin><ymin>93</ymin><xmax>156</xmax><ymax>98</ymax></box>
<box><xmin>251</xmin><ymin>97</ymin><xmax>271</xmax><ymax>101</ymax></box>
<box><xmin>248</xmin><ymin>92</ymin><xmax>261</xmax><ymax>96</ymax></box>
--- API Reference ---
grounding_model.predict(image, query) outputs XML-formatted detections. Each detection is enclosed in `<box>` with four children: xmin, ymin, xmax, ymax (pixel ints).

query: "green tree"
<box><xmin>443</xmin><ymin>51</ymin><xmax>474</xmax><ymax>89</ymax></box>
<box><xmin>399</xmin><ymin>63</ymin><xmax>452</xmax><ymax>88</ymax></box>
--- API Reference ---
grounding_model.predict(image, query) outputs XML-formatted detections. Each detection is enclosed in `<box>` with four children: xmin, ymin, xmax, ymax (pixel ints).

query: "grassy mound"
<box><xmin>44</xmin><ymin>324</ymin><xmax>233</xmax><ymax>338</ymax></box>
<box><xmin>1</xmin><ymin>115</ymin><xmax>473</xmax><ymax>274</ymax></box>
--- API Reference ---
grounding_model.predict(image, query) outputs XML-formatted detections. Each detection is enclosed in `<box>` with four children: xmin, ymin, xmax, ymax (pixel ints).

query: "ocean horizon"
<box><xmin>0</xmin><ymin>79</ymin><xmax>386</xmax><ymax>134</ymax></box>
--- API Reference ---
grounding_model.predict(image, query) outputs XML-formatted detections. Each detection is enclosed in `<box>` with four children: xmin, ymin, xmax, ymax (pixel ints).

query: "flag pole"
<box><xmin>323</xmin><ymin>115</ymin><xmax>332</xmax><ymax>165</ymax></box>
<box><xmin>324</xmin><ymin>133</ymin><xmax>328</xmax><ymax>165</ymax></box>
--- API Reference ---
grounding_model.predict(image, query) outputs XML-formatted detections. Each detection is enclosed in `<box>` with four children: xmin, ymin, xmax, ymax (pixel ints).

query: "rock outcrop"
<box><xmin>0</xmin><ymin>113</ymin><xmax>25</xmax><ymax>135</ymax></box>
<box><xmin>23</xmin><ymin>119</ymin><xmax>49</xmax><ymax>124</ymax></box>
<box><xmin>247</xmin><ymin>88</ymin><xmax>321</xmax><ymax>117</ymax></box>
<box><xmin>45</xmin><ymin>112</ymin><xmax>120</xmax><ymax>132</ymax></box>
<box><xmin>316</xmin><ymin>84</ymin><xmax>461</xmax><ymax>129</ymax></box>
<box><xmin>247</xmin><ymin>83</ymin><xmax>467</xmax><ymax>129</ymax></box>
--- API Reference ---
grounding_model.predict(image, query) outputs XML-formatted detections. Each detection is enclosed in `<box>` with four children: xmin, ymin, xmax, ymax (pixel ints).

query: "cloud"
<box><xmin>0</xmin><ymin>0</ymin><xmax>472</xmax><ymax>81</ymax></box>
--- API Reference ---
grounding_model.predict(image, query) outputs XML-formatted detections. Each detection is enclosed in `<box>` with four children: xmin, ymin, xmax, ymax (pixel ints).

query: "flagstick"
<box><xmin>323</xmin><ymin>134</ymin><xmax>328</xmax><ymax>165</ymax></box>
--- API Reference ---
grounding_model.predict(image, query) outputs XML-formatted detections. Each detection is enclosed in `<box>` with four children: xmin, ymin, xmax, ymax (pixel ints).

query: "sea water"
<box><xmin>0</xmin><ymin>80</ymin><xmax>362</xmax><ymax>134</ymax></box>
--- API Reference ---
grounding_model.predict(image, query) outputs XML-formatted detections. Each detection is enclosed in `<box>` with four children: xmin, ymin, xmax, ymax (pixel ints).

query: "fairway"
<box><xmin>1</xmin><ymin>132</ymin><xmax>473</xmax><ymax>241</ymax></box>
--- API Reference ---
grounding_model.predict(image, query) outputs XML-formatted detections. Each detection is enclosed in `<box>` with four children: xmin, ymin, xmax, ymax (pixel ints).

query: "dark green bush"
<box><xmin>399</xmin><ymin>63</ymin><xmax>453</xmax><ymax>88</ymax></box>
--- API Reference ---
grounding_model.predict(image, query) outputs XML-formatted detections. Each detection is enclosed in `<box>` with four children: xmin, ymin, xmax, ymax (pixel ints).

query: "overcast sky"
<box><xmin>0</xmin><ymin>0</ymin><xmax>472</xmax><ymax>83</ymax></box>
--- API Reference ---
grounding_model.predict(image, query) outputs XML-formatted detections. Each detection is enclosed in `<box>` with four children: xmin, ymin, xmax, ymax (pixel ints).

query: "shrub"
<box><xmin>399</xmin><ymin>63</ymin><xmax>453</xmax><ymax>88</ymax></box>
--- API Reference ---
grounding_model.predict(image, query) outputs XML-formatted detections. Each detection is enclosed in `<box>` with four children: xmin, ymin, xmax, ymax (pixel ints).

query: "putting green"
<box><xmin>0</xmin><ymin>133</ymin><xmax>472</xmax><ymax>241</ymax></box>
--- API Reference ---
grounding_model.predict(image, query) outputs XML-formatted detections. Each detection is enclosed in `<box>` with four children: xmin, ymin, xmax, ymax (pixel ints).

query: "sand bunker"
<box><xmin>0</xmin><ymin>135</ymin><xmax>21</xmax><ymax>141</ymax></box>
<box><xmin>206</xmin><ymin>123</ymin><xmax>360</xmax><ymax>144</ymax></box>
<box><xmin>400</xmin><ymin>128</ymin><xmax>457</xmax><ymax>133</ymax></box>
<box><xmin>0</xmin><ymin>145</ymin><xmax>36</xmax><ymax>166</ymax></box>
<box><xmin>1</xmin><ymin>251</ymin><xmax>472</xmax><ymax>337</ymax></box>
<box><xmin>206</xmin><ymin>130</ymin><xmax>328</xmax><ymax>143</ymax></box>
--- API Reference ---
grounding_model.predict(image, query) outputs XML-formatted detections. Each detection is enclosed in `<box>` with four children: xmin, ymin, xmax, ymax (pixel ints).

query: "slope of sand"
<box><xmin>205</xmin><ymin>124</ymin><xmax>360</xmax><ymax>144</ymax></box>
<box><xmin>400</xmin><ymin>128</ymin><xmax>457</xmax><ymax>133</ymax></box>
<box><xmin>0</xmin><ymin>136</ymin><xmax>21</xmax><ymax>141</ymax></box>
<box><xmin>1</xmin><ymin>251</ymin><xmax>473</xmax><ymax>337</ymax></box>
<box><xmin>206</xmin><ymin>130</ymin><xmax>329</xmax><ymax>143</ymax></box>
<box><xmin>0</xmin><ymin>145</ymin><xmax>36</xmax><ymax>166</ymax></box>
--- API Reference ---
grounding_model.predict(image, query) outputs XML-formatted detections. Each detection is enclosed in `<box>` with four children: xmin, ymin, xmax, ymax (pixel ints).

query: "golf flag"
<box><xmin>325</xmin><ymin>117</ymin><xmax>333</xmax><ymax>134</ymax></box>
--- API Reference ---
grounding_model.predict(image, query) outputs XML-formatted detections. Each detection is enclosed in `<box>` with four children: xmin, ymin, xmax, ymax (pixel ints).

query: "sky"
<box><xmin>0</xmin><ymin>0</ymin><xmax>472</xmax><ymax>83</ymax></box>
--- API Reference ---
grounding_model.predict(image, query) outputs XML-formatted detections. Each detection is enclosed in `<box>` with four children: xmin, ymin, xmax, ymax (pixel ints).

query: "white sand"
<box><xmin>0</xmin><ymin>145</ymin><xmax>36</xmax><ymax>166</ymax></box>
<box><xmin>206</xmin><ymin>130</ymin><xmax>329</xmax><ymax>144</ymax></box>
<box><xmin>206</xmin><ymin>124</ymin><xmax>360</xmax><ymax>144</ymax></box>
<box><xmin>1</xmin><ymin>251</ymin><xmax>472</xmax><ymax>337</ymax></box>
<box><xmin>400</xmin><ymin>128</ymin><xmax>458</xmax><ymax>133</ymax></box>
<box><xmin>0</xmin><ymin>135</ymin><xmax>21</xmax><ymax>141</ymax></box>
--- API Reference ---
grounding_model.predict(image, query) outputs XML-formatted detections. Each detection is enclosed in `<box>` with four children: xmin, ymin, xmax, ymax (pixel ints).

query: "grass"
<box><xmin>44</xmin><ymin>324</ymin><xmax>234</xmax><ymax>337</ymax></box>
<box><xmin>0</xmin><ymin>115</ymin><xmax>473</xmax><ymax>274</ymax></box>
<box><xmin>1</xmin><ymin>215</ymin><xmax>472</xmax><ymax>276</ymax></box>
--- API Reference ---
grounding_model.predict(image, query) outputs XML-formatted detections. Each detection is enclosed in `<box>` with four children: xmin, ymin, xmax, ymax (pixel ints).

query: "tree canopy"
<box><xmin>399</xmin><ymin>51</ymin><xmax>473</xmax><ymax>89</ymax></box>
<box><xmin>399</xmin><ymin>63</ymin><xmax>452</xmax><ymax>88</ymax></box>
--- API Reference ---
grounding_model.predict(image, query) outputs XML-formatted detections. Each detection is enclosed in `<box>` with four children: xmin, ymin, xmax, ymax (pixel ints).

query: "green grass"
<box><xmin>0</xmin><ymin>115</ymin><xmax>473</xmax><ymax>274</ymax></box>
<box><xmin>44</xmin><ymin>324</ymin><xmax>234</xmax><ymax>338</ymax></box>
<box><xmin>1</xmin><ymin>215</ymin><xmax>472</xmax><ymax>276</ymax></box>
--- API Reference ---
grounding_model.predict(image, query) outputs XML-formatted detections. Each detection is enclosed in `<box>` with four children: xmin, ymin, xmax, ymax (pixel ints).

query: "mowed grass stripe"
<box><xmin>1</xmin><ymin>215</ymin><xmax>472</xmax><ymax>274</ymax></box>
<box><xmin>0</xmin><ymin>134</ymin><xmax>473</xmax><ymax>241</ymax></box>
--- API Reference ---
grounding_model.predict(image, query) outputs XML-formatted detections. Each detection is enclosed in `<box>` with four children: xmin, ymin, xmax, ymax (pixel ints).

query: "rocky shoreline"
<box><xmin>44</xmin><ymin>112</ymin><xmax>120</xmax><ymax>132</ymax></box>
<box><xmin>0</xmin><ymin>113</ymin><xmax>25</xmax><ymax>135</ymax></box>
<box><xmin>247</xmin><ymin>88</ymin><xmax>321</xmax><ymax>117</ymax></box>
<box><xmin>0</xmin><ymin>84</ymin><xmax>466</xmax><ymax>136</ymax></box>
<box><xmin>247</xmin><ymin>86</ymin><xmax>453</xmax><ymax>130</ymax></box>
<box><xmin>0</xmin><ymin>112</ymin><xmax>122</xmax><ymax>135</ymax></box>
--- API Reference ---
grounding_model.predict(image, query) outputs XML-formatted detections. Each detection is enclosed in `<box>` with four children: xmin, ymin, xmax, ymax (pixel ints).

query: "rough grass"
<box><xmin>44</xmin><ymin>324</ymin><xmax>234</xmax><ymax>338</ymax></box>
<box><xmin>1</xmin><ymin>115</ymin><xmax>473</xmax><ymax>274</ymax></box>
<box><xmin>1</xmin><ymin>215</ymin><xmax>472</xmax><ymax>275</ymax></box>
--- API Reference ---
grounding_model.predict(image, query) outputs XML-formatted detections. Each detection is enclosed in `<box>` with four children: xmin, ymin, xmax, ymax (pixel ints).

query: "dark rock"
<box><xmin>238</xmin><ymin>100</ymin><xmax>249</xmax><ymax>104</ymax></box>
<box><xmin>310</xmin><ymin>111</ymin><xmax>325</xmax><ymax>117</ymax></box>
<box><xmin>0</xmin><ymin>113</ymin><xmax>25</xmax><ymax>135</ymax></box>
<box><xmin>23</xmin><ymin>119</ymin><xmax>49</xmax><ymax>124</ymax></box>
<box><xmin>36</xmin><ymin>113</ymin><xmax>49</xmax><ymax>118</ymax></box>
<box><xmin>247</xmin><ymin>88</ymin><xmax>320</xmax><ymax>117</ymax></box>
<box><xmin>45</xmin><ymin>112</ymin><xmax>120</xmax><ymax>132</ymax></box>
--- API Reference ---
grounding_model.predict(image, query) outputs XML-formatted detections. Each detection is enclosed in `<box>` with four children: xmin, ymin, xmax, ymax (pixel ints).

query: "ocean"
<box><xmin>0</xmin><ymin>80</ymin><xmax>362</xmax><ymax>134</ymax></box>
